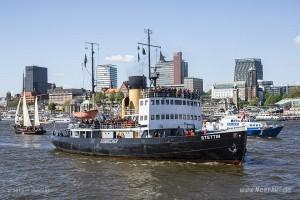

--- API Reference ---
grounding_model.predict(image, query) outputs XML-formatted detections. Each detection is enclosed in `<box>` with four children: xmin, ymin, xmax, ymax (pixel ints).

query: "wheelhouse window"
<box><xmin>187</xmin><ymin>101</ymin><xmax>190</xmax><ymax>106</ymax></box>
<box><xmin>151</xmin><ymin>100</ymin><xmax>154</xmax><ymax>105</ymax></box>
<box><xmin>166</xmin><ymin>114</ymin><xmax>170</xmax><ymax>120</ymax></box>
<box><xmin>170</xmin><ymin>100</ymin><xmax>174</xmax><ymax>105</ymax></box>
<box><xmin>145</xmin><ymin>100</ymin><xmax>148</xmax><ymax>106</ymax></box>
<box><xmin>144</xmin><ymin>115</ymin><xmax>148</xmax><ymax>120</ymax></box>
<box><xmin>166</xmin><ymin>99</ymin><xmax>169</xmax><ymax>105</ymax></box>
<box><xmin>179</xmin><ymin>114</ymin><xmax>182</xmax><ymax>119</ymax></box>
<box><xmin>161</xmin><ymin>114</ymin><xmax>165</xmax><ymax>120</ymax></box>
<box><xmin>161</xmin><ymin>100</ymin><xmax>165</xmax><ymax>105</ymax></box>
<box><xmin>140</xmin><ymin>115</ymin><xmax>143</xmax><ymax>121</ymax></box>
<box><xmin>156</xmin><ymin>115</ymin><xmax>160</xmax><ymax>120</ymax></box>
<box><xmin>175</xmin><ymin>114</ymin><xmax>178</xmax><ymax>119</ymax></box>
<box><xmin>156</xmin><ymin>100</ymin><xmax>160</xmax><ymax>105</ymax></box>
<box><xmin>183</xmin><ymin>114</ymin><xmax>186</xmax><ymax>120</ymax></box>
<box><xmin>151</xmin><ymin>115</ymin><xmax>155</xmax><ymax>120</ymax></box>
<box><xmin>187</xmin><ymin>115</ymin><xmax>190</xmax><ymax>120</ymax></box>
<box><xmin>170</xmin><ymin>114</ymin><xmax>174</xmax><ymax>119</ymax></box>
<box><xmin>183</xmin><ymin>100</ymin><xmax>186</xmax><ymax>105</ymax></box>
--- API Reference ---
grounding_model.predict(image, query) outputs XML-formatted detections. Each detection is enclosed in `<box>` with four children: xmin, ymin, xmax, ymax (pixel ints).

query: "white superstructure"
<box><xmin>139</xmin><ymin>97</ymin><xmax>201</xmax><ymax>131</ymax></box>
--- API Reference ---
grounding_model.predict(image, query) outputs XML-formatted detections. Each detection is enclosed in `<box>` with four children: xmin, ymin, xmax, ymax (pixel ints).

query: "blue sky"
<box><xmin>0</xmin><ymin>0</ymin><xmax>299</xmax><ymax>96</ymax></box>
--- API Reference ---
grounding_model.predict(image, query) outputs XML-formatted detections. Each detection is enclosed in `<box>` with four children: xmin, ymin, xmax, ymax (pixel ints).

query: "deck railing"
<box><xmin>141</xmin><ymin>89</ymin><xmax>200</xmax><ymax>100</ymax></box>
<box><xmin>74</xmin><ymin>122</ymin><xmax>140</xmax><ymax>129</ymax></box>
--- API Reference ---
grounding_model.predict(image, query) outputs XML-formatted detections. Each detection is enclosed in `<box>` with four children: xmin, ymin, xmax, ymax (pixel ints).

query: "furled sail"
<box><xmin>22</xmin><ymin>93</ymin><xmax>32</xmax><ymax>127</ymax></box>
<box><xmin>15</xmin><ymin>98</ymin><xmax>21</xmax><ymax>125</ymax></box>
<box><xmin>34</xmin><ymin>97</ymin><xmax>40</xmax><ymax>126</ymax></box>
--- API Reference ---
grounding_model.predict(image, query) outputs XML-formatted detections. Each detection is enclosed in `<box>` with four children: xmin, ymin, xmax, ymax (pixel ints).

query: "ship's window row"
<box><xmin>139</xmin><ymin>115</ymin><xmax>148</xmax><ymax>121</ymax></box>
<box><xmin>143</xmin><ymin>114</ymin><xmax>201</xmax><ymax>121</ymax></box>
<box><xmin>140</xmin><ymin>99</ymin><xmax>200</xmax><ymax>107</ymax></box>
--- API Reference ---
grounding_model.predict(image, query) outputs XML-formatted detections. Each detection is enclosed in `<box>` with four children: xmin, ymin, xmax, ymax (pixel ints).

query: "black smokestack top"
<box><xmin>129</xmin><ymin>76</ymin><xmax>147</xmax><ymax>89</ymax></box>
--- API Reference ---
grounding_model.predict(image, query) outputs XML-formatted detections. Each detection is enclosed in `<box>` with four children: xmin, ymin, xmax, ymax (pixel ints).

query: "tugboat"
<box><xmin>51</xmin><ymin>30</ymin><xmax>247</xmax><ymax>165</ymax></box>
<box><xmin>14</xmin><ymin>93</ymin><xmax>46</xmax><ymax>135</ymax></box>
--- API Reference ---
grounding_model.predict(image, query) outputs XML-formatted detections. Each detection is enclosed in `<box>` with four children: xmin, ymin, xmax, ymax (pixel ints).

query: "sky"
<box><xmin>0</xmin><ymin>0</ymin><xmax>300</xmax><ymax>96</ymax></box>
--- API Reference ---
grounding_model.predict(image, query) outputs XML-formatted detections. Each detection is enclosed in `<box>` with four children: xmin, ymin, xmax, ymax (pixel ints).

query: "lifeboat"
<box><xmin>73</xmin><ymin>110</ymin><xmax>98</xmax><ymax>119</ymax></box>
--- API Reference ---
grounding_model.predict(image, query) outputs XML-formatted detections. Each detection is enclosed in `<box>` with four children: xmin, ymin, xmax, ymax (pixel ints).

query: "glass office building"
<box><xmin>25</xmin><ymin>65</ymin><xmax>48</xmax><ymax>94</ymax></box>
<box><xmin>234</xmin><ymin>58</ymin><xmax>263</xmax><ymax>81</ymax></box>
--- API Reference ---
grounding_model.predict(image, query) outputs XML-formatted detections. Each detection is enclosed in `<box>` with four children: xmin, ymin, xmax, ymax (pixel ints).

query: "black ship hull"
<box><xmin>51</xmin><ymin>130</ymin><xmax>247</xmax><ymax>165</ymax></box>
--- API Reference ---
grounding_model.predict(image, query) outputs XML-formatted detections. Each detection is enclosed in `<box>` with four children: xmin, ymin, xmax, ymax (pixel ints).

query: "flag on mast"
<box><xmin>84</xmin><ymin>54</ymin><xmax>88</xmax><ymax>68</ymax></box>
<box><xmin>159</xmin><ymin>51</ymin><xmax>166</xmax><ymax>62</ymax></box>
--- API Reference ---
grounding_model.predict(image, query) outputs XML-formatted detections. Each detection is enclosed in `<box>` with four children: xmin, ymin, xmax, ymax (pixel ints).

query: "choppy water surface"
<box><xmin>0</xmin><ymin>121</ymin><xmax>299</xmax><ymax>200</ymax></box>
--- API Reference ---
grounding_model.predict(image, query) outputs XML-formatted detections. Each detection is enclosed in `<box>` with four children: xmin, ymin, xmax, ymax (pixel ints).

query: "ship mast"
<box><xmin>85</xmin><ymin>42</ymin><xmax>99</xmax><ymax>94</ymax></box>
<box><xmin>138</xmin><ymin>29</ymin><xmax>161</xmax><ymax>88</ymax></box>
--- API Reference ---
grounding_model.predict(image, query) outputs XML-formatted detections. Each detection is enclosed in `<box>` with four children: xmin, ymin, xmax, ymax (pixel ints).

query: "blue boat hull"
<box><xmin>246</xmin><ymin>128</ymin><xmax>261</xmax><ymax>136</ymax></box>
<box><xmin>259</xmin><ymin>126</ymin><xmax>283</xmax><ymax>138</ymax></box>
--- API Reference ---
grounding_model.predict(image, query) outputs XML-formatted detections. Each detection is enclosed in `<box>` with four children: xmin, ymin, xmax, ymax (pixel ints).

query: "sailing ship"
<box><xmin>14</xmin><ymin>93</ymin><xmax>46</xmax><ymax>135</ymax></box>
<box><xmin>51</xmin><ymin>30</ymin><xmax>248</xmax><ymax>165</ymax></box>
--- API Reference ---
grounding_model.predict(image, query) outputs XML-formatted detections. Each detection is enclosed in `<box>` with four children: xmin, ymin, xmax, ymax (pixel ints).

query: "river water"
<box><xmin>0</xmin><ymin>120</ymin><xmax>299</xmax><ymax>200</ymax></box>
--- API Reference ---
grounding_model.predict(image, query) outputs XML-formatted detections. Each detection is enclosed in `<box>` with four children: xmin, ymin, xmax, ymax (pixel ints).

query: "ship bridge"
<box><xmin>138</xmin><ymin>88</ymin><xmax>202</xmax><ymax>132</ymax></box>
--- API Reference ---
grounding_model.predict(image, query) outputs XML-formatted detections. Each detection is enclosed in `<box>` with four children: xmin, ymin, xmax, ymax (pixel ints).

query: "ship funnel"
<box><xmin>121</xmin><ymin>76</ymin><xmax>146</xmax><ymax>117</ymax></box>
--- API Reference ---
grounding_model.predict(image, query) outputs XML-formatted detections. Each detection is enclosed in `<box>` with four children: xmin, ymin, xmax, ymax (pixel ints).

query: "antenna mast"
<box><xmin>138</xmin><ymin>28</ymin><xmax>161</xmax><ymax>88</ymax></box>
<box><xmin>85</xmin><ymin>42</ymin><xmax>99</xmax><ymax>94</ymax></box>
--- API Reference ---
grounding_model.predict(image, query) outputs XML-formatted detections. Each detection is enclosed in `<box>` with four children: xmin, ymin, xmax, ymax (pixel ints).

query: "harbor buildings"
<box><xmin>25</xmin><ymin>65</ymin><xmax>48</xmax><ymax>95</ymax></box>
<box><xmin>156</xmin><ymin>52</ymin><xmax>188</xmax><ymax>85</ymax></box>
<box><xmin>211</xmin><ymin>81</ymin><xmax>247</xmax><ymax>101</ymax></box>
<box><xmin>48</xmin><ymin>87</ymin><xmax>87</xmax><ymax>112</ymax></box>
<box><xmin>246</xmin><ymin>67</ymin><xmax>258</xmax><ymax>100</ymax></box>
<box><xmin>96</xmin><ymin>64</ymin><xmax>117</xmax><ymax>91</ymax></box>
<box><xmin>183</xmin><ymin>77</ymin><xmax>203</xmax><ymax>94</ymax></box>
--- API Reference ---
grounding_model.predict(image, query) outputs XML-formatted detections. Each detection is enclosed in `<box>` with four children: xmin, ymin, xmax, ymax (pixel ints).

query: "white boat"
<box><xmin>255</xmin><ymin>113</ymin><xmax>279</xmax><ymax>121</ymax></box>
<box><xmin>204</xmin><ymin>114</ymin><xmax>283</xmax><ymax>137</ymax></box>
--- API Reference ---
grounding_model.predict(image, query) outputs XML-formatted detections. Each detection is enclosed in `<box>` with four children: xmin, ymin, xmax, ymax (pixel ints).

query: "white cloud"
<box><xmin>294</xmin><ymin>35</ymin><xmax>300</xmax><ymax>46</ymax></box>
<box><xmin>105</xmin><ymin>55</ymin><xmax>134</xmax><ymax>63</ymax></box>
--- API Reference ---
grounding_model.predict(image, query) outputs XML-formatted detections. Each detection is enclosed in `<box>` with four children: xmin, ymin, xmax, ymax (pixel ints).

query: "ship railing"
<box><xmin>124</xmin><ymin>108</ymin><xmax>138</xmax><ymax>115</ymax></box>
<box><xmin>141</xmin><ymin>89</ymin><xmax>200</xmax><ymax>100</ymax></box>
<box><xmin>76</xmin><ymin>122</ymin><xmax>140</xmax><ymax>129</ymax></box>
<box><xmin>98</xmin><ymin>122</ymin><xmax>139</xmax><ymax>129</ymax></box>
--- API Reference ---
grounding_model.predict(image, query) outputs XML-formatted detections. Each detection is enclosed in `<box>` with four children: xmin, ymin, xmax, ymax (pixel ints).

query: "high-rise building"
<box><xmin>156</xmin><ymin>52</ymin><xmax>188</xmax><ymax>86</ymax></box>
<box><xmin>96</xmin><ymin>64</ymin><xmax>117</xmax><ymax>91</ymax></box>
<box><xmin>24</xmin><ymin>65</ymin><xmax>48</xmax><ymax>94</ymax></box>
<box><xmin>234</xmin><ymin>58</ymin><xmax>263</xmax><ymax>81</ymax></box>
<box><xmin>184</xmin><ymin>77</ymin><xmax>203</xmax><ymax>94</ymax></box>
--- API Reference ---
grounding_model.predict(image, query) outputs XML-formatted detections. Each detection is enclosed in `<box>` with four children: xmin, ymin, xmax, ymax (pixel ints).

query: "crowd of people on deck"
<box><xmin>147</xmin><ymin>87</ymin><xmax>200</xmax><ymax>100</ymax></box>
<box><xmin>79</xmin><ymin>116</ymin><xmax>138</xmax><ymax>129</ymax></box>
